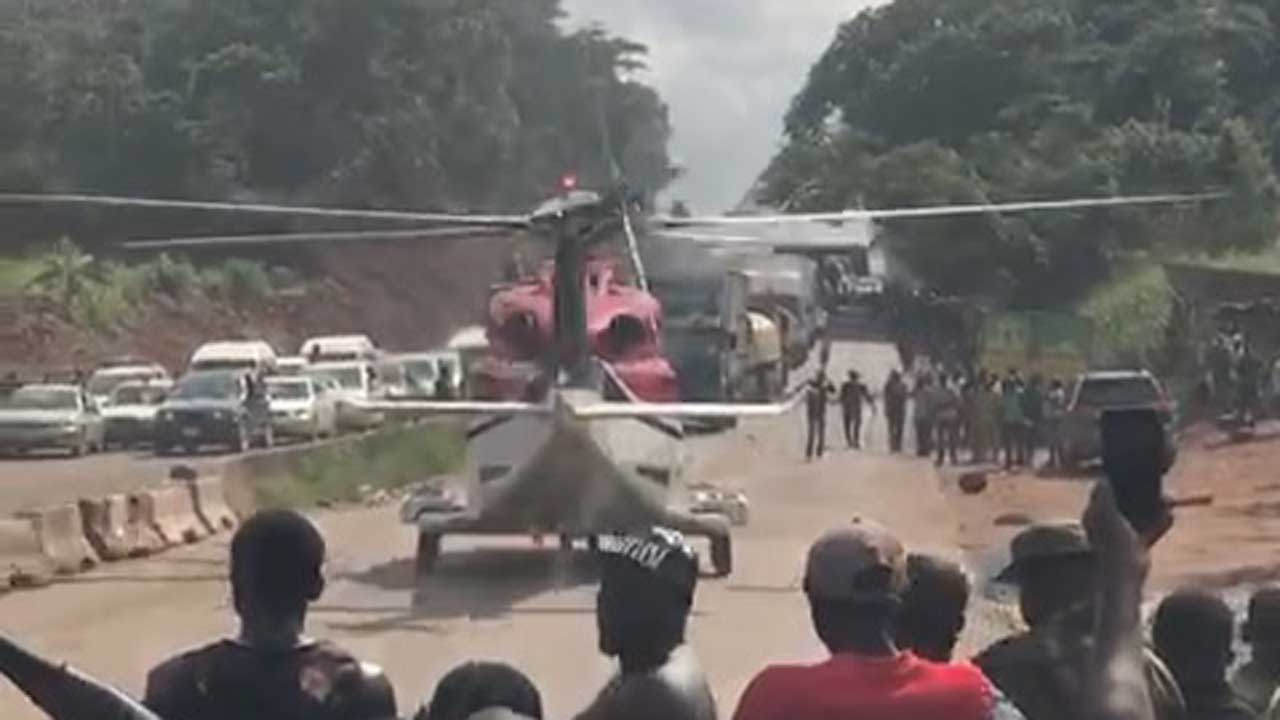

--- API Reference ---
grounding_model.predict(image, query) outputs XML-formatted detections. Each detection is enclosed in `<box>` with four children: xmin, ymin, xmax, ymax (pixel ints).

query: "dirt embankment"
<box><xmin>946</xmin><ymin>424</ymin><xmax>1280</xmax><ymax>593</ymax></box>
<box><xmin>3</xmin><ymin>235</ymin><xmax>523</xmax><ymax>373</ymax></box>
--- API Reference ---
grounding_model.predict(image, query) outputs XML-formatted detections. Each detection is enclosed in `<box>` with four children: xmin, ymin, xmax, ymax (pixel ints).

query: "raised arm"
<box><xmin>1079</xmin><ymin>482</ymin><xmax>1163</xmax><ymax>720</ymax></box>
<box><xmin>0</xmin><ymin>633</ymin><xmax>161</xmax><ymax>720</ymax></box>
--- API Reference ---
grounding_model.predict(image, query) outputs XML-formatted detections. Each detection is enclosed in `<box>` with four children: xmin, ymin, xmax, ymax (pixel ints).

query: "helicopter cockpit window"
<box><xmin>500</xmin><ymin>312</ymin><xmax>541</xmax><ymax>357</ymax></box>
<box><xmin>600</xmin><ymin>314</ymin><xmax>648</xmax><ymax>357</ymax></box>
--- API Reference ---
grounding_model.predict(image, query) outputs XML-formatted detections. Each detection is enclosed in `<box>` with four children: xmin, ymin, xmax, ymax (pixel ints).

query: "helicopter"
<box><xmin>0</xmin><ymin>183</ymin><xmax>1220</xmax><ymax>577</ymax></box>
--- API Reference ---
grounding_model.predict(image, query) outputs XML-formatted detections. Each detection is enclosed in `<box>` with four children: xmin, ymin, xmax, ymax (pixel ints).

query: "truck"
<box><xmin>652</xmin><ymin>270</ymin><xmax>788</xmax><ymax>405</ymax></box>
<box><xmin>975</xmin><ymin>311</ymin><xmax>1093</xmax><ymax>379</ymax></box>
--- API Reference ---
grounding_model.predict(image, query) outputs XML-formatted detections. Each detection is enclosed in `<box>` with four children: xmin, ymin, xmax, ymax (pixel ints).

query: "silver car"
<box><xmin>0</xmin><ymin>384</ymin><xmax>106</xmax><ymax>457</ymax></box>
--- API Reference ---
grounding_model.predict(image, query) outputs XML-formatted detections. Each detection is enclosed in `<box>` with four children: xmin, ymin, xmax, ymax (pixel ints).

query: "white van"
<box><xmin>304</xmin><ymin>360</ymin><xmax>384</xmax><ymax>430</ymax></box>
<box><xmin>189</xmin><ymin>341</ymin><xmax>278</xmax><ymax>374</ymax></box>
<box><xmin>300</xmin><ymin>334</ymin><xmax>379</xmax><ymax>363</ymax></box>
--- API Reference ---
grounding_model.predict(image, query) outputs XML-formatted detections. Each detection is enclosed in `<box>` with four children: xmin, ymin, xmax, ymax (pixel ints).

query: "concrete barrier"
<box><xmin>136</xmin><ymin>485</ymin><xmax>207</xmax><ymax>546</ymax></box>
<box><xmin>0</xmin><ymin>518</ymin><xmax>51</xmax><ymax>587</ymax></box>
<box><xmin>189</xmin><ymin>477</ymin><xmax>236</xmax><ymax>534</ymax></box>
<box><xmin>18</xmin><ymin>504</ymin><xmax>97</xmax><ymax>575</ymax></box>
<box><xmin>79</xmin><ymin>495</ymin><xmax>165</xmax><ymax>560</ymax></box>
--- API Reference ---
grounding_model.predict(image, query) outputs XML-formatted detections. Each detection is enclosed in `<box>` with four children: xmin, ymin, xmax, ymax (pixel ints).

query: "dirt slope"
<box><xmin>2</xmin><ymin>234</ymin><xmax>523</xmax><ymax>374</ymax></box>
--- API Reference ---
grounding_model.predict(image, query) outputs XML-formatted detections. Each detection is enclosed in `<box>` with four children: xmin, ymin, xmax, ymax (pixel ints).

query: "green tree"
<box><xmin>25</xmin><ymin>237</ymin><xmax>108</xmax><ymax>316</ymax></box>
<box><xmin>762</xmin><ymin>0</ymin><xmax>1280</xmax><ymax>306</ymax></box>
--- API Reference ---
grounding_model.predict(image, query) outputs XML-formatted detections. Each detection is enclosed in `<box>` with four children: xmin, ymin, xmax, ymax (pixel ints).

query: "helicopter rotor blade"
<box><xmin>0</xmin><ymin>192</ymin><xmax>530</xmax><ymax>227</ymax></box>
<box><xmin>122</xmin><ymin>226</ymin><xmax>502</xmax><ymax>250</ymax></box>
<box><xmin>656</xmin><ymin>192</ymin><xmax>1225</xmax><ymax>228</ymax></box>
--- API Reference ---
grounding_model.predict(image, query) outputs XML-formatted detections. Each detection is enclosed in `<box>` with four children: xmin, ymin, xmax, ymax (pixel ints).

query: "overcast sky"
<box><xmin>559</xmin><ymin>1</ymin><xmax>884</xmax><ymax>213</ymax></box>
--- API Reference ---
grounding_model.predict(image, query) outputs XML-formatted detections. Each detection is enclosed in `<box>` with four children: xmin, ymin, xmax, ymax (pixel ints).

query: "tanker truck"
<box><xmin>651</xmin><ymin>270</ymin><xmax>788</xmax><ymax>407</ymax></box>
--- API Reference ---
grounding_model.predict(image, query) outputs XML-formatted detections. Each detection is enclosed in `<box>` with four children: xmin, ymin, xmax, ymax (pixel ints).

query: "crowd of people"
<box><xmin>805</xmin><ymin>365</ymin><xmax>1070</xmax><ymax>470</ymax></box>
<box><xmin>4</xmin><ymin>483</ymin><xmax>1277</xmax><ymax>720</ymax></box>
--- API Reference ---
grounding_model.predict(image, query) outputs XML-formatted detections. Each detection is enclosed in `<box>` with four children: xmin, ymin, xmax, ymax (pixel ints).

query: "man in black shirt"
<box><xmin>576</xmin><ymin>527</ymin><xmax>717</xmax><ymax>720</ymax></box>
<box><xmin>144</xmin><ymin>509</ymin><xmax>396</xmax><ymax>720</ymax></box>
<box><xmin>839</xmin><ymin>370</ymin><xmax>875</xmax><ymax>449</ymax></box>
<box><xmin>805</xmin><ymin>372</ymin><xmax>836</xmax><ymax>460</ymax></box>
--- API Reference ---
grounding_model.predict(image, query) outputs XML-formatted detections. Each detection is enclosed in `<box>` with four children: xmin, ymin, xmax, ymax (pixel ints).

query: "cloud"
<box><xmin>560</xmin><ymin>1</ymin><xmax>885</xmax><ymax>212</ymax></box>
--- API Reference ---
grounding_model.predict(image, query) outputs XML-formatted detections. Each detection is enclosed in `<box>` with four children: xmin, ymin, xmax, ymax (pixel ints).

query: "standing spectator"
<box><xmin>1001</xmin><ymin>374</ymin><xmax>1026</xmax><ymax>469</ymax></box>
<box><xmin>913</xmin><ymin>373</ymin><xmax>936</xmax><ymax>458</ymax></box>
<box><xmin>1237</xmin><ymin>343</ymin><xmax>1263</xmax><ymax>427</ymax></box>
<box><xmin>1043</xmin><ymin>379</ymin><xmax>1068</xmax><ymax>470</ymax></box>
<box><xmin>971</xmin><ymin>374</ymin><xmax>1001</xmax><ymax>464</ymax></box>
<box><xmin>883</xmin><ymin>370</ymin><xmax>909</xmax><ymax>453</ymax></box>
<box><xmin>974</xmin><ymin>522</ymin><xmax>1185</xmax><ymax>720</ymax></box>
<box><xmin>732</xmin><ymin>520</ymin><xmax>1022</xmax><ymax>720</ymax></box>
<box><xmin>418</xmin><ymin>662</ymin><xmax>543</xmax><ymax>720</ymax></box>
<box><xmin>894</xmin><ymin>554</ymin><xmax>971</xmax><ymax>663</ymax></box>
<box><xmin>144</xmin><ymin>510</ymin><xmax>397</xmax><ymax>720</ymax></box>
<box><xmin>1152</xmin><ymin>590</ymin><xmax>1255</xmax><ymax>720</ymax></box>
<box><xmin>839</xmin><ymin>370</ymin><xmax>875</xmax><ymax>449</ymax></box>
<box><xmin>1233</xmin><ymin>588</ymin><xmax>1280</xmax><ymax>715</ymax></box>
<box><xmin>805</xmin><ymin>373</ymin><xmax>836</xmax><ymax>461</ymax></box>
<box><xmin>1021</xmin><ymin>375</ymin><xmax>1045</xmax><ymax>467</ymax></box>
<box><xmin>933</xmin><ymin>376</ymin><xmax>961</xmax><ymax>466</ymax></box>
<box><xmin>577</xmin><ymin>527</ymin><xmax>716</xmax><ymax>720</ymax></box>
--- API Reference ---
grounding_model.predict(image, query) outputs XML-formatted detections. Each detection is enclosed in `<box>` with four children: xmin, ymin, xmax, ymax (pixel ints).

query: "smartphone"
<box><xmin>1101</xmin><ymin>408</ymin><xmax>1167</xmax><ymax>533</ymax></box>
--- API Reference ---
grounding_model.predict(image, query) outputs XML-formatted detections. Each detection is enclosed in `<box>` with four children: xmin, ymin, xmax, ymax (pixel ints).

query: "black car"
<box><xmin>154</xmin><ymin>370</ymin><xmax>274</xmax><ymax>455</ymax></box>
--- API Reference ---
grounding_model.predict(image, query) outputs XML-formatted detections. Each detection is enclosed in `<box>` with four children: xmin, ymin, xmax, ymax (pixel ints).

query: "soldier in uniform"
<box><xmin>974</xmin><ymin>522</ymin><xmax>1185</xmax><ymax>720</ymax></box>
<box><xmin>144</xmin><ymin>510</ymin><xmax>397</xmax><ymax>720</ymax></box>
<box><xmin>576</xmin><ymin>527</ymin><xmax>716</xmax><ymax>720</ymax></box>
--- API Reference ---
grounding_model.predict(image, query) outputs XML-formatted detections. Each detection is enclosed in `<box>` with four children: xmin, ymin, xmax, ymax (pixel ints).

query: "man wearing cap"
<box><xmin>974</xmin><ymin>522</ymin><xmax>1184</xmax><ymax>720</ymax></box>
<box><xmin>732</xmin><ymin>519</ymin><xmax>1024</xmax><ymax>720</ymax></box>
<box><xmin>1232</xmin><ymin>587</ymin><xmax>1280</xmax><ymax>715</ymax></box>
<box><xmin>576</xmin><ymin>527</ymin><xmax>716</xmax><ymax>720</ymax></box>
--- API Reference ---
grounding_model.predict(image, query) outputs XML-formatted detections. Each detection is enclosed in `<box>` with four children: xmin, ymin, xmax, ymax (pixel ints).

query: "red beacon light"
<box><xmin>560</xmin><ymin>173</ymin><xmax>579</xmax><ymax>192</ymax></box>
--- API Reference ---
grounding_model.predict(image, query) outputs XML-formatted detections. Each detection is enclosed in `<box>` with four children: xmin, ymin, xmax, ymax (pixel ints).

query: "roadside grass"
<box><xmin>0</xmin><ymin>256</ymin><xmax>40</xmax><ymax>293</ymax></box>
<box><xmin>253</xmin><ymin>422</ymin><xmax>466</xmax><ymax>509</ymax></box>
<box><xmin>1177</xmin><ymin>248</ymin><xmax>1280</xmax><ymax>275</ymax></box>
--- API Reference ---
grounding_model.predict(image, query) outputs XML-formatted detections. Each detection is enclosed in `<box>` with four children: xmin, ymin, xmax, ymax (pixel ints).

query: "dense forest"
<box><xmin>758</xmin><ymin>0</ymin><xmax>1280</xmax><ymax>306</ymax></box>
<box><xmin>0</xmin><ymin>0</ymin><xmax>674</xmax><ymax>213</ymax></box>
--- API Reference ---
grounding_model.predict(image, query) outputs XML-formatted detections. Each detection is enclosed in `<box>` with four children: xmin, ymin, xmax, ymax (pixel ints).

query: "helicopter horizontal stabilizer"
<box><xmin>566</xmin><ymin>393</ymin><xmax>805</xmax><ymax>420</ymax></box>
<box><xmin>353</xmin><ymin>400</ymin><xmax>551</xmax><ymax>417</ymax></box>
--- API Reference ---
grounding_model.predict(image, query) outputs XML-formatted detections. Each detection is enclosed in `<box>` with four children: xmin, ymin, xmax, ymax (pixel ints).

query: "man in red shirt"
<box><xmin>731</xmin><ymin>519</ymin><xmax>1024</xmax><ymax>720</ymax></box>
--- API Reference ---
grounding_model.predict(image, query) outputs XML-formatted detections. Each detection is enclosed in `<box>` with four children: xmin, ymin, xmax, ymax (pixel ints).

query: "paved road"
<box><xmin>0</xmin><ymin>341</ymin><xmax>1018</xmax><ymax>719</ymax></box>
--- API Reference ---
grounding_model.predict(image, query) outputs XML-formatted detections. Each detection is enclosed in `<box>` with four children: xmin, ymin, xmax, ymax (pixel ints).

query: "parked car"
<box><xmin>102</xmin><ymin>380</ymin><xmax>171</xmax><ymax>449</ymax></box>
<box><xmin>1061</xmin><ymin>369</ymin><xmax>1178</xmax><ymax>471</ymax></box>
<box><xmin>154</xmin><ymin>370</ymin><xmax>273</xmax><ymax>455</ymax></box>
<box><xmin>0</xmin><ymin>384</ymin><xmax>105</xmax><ymax>457</ymax></box>
<box><xmin>266</xmin><ymin>376</ymin><xmax>337</xmax><ymax>441</ymax></box>
<box><xmin>86</xmin><ymin>362</ymin><xmax>169</xmax><ymax>408</ymax></box>
<box><xmin>304</xmin><ymin>361</ymin><xmax>384</xmax><ymax>430</ymax></box>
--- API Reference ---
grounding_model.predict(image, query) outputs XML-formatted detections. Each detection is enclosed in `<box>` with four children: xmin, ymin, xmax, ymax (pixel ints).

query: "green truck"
<box><xmin>976</xmin><ymin>311</ymin><xmax>1093</xmax><ymax>379</ymax></box>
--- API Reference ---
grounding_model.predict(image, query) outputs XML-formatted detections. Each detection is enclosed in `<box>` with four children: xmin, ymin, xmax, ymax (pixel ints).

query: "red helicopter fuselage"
<box><xmin>470</xmin><ymin>258</ymin><xmax>679</xmax><ymax>402</ymax></box>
